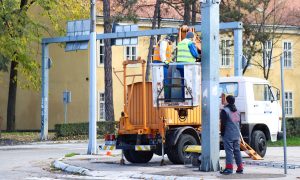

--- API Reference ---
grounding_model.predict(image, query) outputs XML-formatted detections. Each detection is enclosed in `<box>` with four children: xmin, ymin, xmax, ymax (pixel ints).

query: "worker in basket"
<box><xmin>176</xmin><ymin>31</ymin><xmax>200</xmax><ymax>100</ymax></box>
<box><xmin>153</xmin><ymin>34</ymin><xmax>176</xmax><ymax>101</ymax></box>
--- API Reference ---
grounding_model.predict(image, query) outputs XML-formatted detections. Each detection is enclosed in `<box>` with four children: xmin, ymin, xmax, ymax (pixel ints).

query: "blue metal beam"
<box><xmin>41</xmin><ymin>21</ymin><xmax>243</xmax><ymax>44</ymax></box>
<box><xmin>42</xmin><ymin>35</ymin><xmax>89</xmax><ymax>44</ymax></box>
<box><xmin>200</xmin><ymin>0</ymin><xmax>220</xmax><ymax>172</ymax></box>
<box><xmin>234</xmin><ymin>28</ymin><xmax>243</xmax><ymax>76</ymax></box>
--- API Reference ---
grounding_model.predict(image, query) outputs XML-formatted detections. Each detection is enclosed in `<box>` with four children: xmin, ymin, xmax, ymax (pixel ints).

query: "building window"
<box><xmin>263</xmin><ymin>41</ymin><xmax>272</xmax><ymax>68</ymax></box>
<box><xmin>97</xmin><ymin>40</ymin><xmax>104</xmax><ymax>67</ymax></box>
<box><xmin>221</xmin><ymin>40</ymin><xmax>231</xmax><ymax>67</ymax></box>
<box><xmin>125</xmin><ymin>46</ymin><xmax>137</xmax><ymax>60</ymax></box>
<box><xmin>99</xmin><ymin>40</ymin><xmax>104</xmax><ymax>65</ymax></box>
<box><xmin>283</xmin><ymin>41</ymin><xmax>292</xmax><ymax>68</ymax></box>
<box><xmin>284</xmin><ymin>92</ymin><xmax>293</xmax><ymax>116</ymax></box>
<box><xmin>98</xmin><ymin>92</ymin><xmax>105</xmax><ymax>121</ymax></box>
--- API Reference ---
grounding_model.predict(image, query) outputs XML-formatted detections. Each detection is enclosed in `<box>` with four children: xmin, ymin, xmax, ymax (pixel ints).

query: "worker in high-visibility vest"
<box><xmin>177</xmin><ymin>31</ymin><xmax>200</xmax><ymax>63</ymax></box>
<box><xmin>153</xmin><ymin>34</ymin><xmax>175</xmax><ymax>64</ymax></box>
<box><xmin>153</xmin><ymin>35</ymin><xmax>175</xmax><ymax>101</ymax></box>
<box><xmin>176</xmin><ymin>31</ymin><xmax>200</xmax><ymax>100</ymax></box>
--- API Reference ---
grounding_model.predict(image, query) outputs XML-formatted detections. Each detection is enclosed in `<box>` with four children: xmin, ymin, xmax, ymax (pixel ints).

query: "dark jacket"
<box><xmin>220</xmin><ymin>104</ymin><xmax>241</xmax><ymax>140</ymax></box>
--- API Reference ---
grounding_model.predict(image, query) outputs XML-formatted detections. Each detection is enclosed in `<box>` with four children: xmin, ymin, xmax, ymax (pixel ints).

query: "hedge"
<box><xmin>54</xmin><ymin>121</ymin><xmax>118</xmax><ymax>137</ymax></box>
<box><xmin>286</xmin><ymin>118</ymin><xmax>300</xmax><ymax>137</ymax></box>
<box><xmin>54</xmin><ymin>118</ymin><xmax>300</xmax><ymax>138</ymax></box>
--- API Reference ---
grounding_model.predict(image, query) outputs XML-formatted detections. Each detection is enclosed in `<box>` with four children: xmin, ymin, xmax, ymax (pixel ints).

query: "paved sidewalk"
<box><xmin>53</xmin><ymin>147</ymin><xmax>300</xmax><ymax>179</ymax></box>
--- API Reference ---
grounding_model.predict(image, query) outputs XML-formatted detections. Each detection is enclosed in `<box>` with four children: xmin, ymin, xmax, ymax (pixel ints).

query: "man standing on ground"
<box><xmin>220</xmin><ymin>95</ymin><xmax>244</xmax><ymax>175</ymax></box>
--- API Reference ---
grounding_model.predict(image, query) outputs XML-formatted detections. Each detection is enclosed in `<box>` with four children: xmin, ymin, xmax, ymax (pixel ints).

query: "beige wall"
<box><xmin>222</xmin><ymin>32</ymin><xmax>300</xmax><ymax>118</ymax></box>
<box><xmin>0</xmin><ymin>72</ymin><xmax>9</xmax><ymax>130</ymax></box>
<box><xmin>1</xmin><ymin>23</ymin><xmax>300</xmax><ymax>130</ymax></box>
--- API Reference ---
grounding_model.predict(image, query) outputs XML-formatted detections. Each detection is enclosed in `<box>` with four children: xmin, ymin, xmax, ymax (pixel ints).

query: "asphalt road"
<box><xmin>0</xmin><ymin>142</ymin><xmax>88</xmax><ymax>180</ymax></box>
<box><xmin>1</xmin><ymin>142</ymin><xmax>300</xmax><ymax>179</ymax></box>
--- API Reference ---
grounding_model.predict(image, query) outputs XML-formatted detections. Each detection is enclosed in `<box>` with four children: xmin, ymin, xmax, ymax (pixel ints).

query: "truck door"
<box><xmin>251</xmin><ymin>84</ymin><xmax>273</xmax><ymax>125</ymax></box>
<box><xmin>269</xmin><ymin>86</ymin><xmax>281</xmax><ymax>141</ymax></box>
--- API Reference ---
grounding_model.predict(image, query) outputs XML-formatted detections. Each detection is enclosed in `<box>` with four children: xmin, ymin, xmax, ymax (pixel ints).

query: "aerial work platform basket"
<box><xmin>152</xmin><ymin>62</ymin><xmax>201</xmax><ymax>108</ymax></box>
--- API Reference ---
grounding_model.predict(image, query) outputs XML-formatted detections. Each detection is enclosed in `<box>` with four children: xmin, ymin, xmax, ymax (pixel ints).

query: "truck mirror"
<box><xmin>277</xmin><ymin>90</ymin><xmax>280</xmax><ymax>100</ymax></box>
<box><xmin>270</xmin><ymin>85</ymin><xmax>280</xmax><ymax>101</ymax></box>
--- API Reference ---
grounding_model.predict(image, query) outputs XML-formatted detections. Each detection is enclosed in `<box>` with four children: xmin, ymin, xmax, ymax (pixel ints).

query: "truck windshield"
<box><xmin>219</xmin><ymin>82</ymin><xmax>238</xmax><ymax>97</ymax></box>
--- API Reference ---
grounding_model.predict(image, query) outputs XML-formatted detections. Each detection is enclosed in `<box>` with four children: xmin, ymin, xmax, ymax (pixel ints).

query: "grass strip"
<box><xmin>268</xmin><ymin>136</ymin><xmax>300</xmax><ymax>147</ymax></box>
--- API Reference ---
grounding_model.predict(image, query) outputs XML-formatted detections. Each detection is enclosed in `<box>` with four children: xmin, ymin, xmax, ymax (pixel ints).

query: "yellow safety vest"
<box><xmin>177</xmin><ymin>39</ymin><xmax>195</xmax><ymax>63</ymax></box>
<box><xmin>153</xmin><ymin>41</ymin><xmax>172</xmax><ymax>63</ymax></box>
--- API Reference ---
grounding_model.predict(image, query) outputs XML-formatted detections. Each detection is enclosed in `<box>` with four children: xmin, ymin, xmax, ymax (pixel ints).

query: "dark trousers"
<box><xmin>176</xmin><ymin>64</ymin><xmax>185</xmax><ymax>100</ymax></box>
<box><xmin>223</xmin><ymin>138</ymin><xmax>243</xmax><ymax>168</ymax></box>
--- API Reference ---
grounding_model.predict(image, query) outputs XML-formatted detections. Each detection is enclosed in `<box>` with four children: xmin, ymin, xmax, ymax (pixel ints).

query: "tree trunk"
<box><xmin>103</xmin><ymin>0</ymin><xmax>115</xmax><ymax>121</ymax></box>
<box><xmin>183</xmin><ymin>0</ymin><xmax>191</xmax><ymax>25</ymax></box>
<box><xmin>6</xmin><ymin>61</ymin><xmax>18</xmax><ymax>131</ymax></box>
<box><xmin>191</xmin><ymin>0</ymin><xmax>197</xmax><ymax>25</ymax></box>
<box><xmin>145</xmin><ymin>0</ymin><xmax>161</xmax><ymax>81</ymax></box>
<box><xmin>157</xmin><ymin>2</ymin><xmax>162</xmax><ymax>41</ymax></box>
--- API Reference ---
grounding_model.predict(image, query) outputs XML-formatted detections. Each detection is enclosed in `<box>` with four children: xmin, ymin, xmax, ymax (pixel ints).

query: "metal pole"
<box><xmin>200</xmin><ymin>0</ymin><xmax>220</xmax><ymax>172</ymax></box>
<box><xmin>280</xmin><ymin>56</ymin><xmax>287</xmax><ymax>174</ymax></box>
<box><xmin>234</xmin><ymin>27</ymin><xmax>243</xmax><ymax>76</ymax></box>
<box><xmin>87</xmin><ymin>0</ymin><xmax>97</xmax><ymax>155</ymax></box>
<box><xmin>64</xmin><ymin>103</ymin><xmax>67</xmax><ymax>124</ymax></box>
<box><xmin>41</xmin><ymin>43</ymin><xmax>49</xmax><ymax>140</ymax></box>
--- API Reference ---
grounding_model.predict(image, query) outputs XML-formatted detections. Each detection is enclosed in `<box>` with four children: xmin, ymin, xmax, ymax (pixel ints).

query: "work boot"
<box><xmin>236</xmin><ymin>164</ymin><xmax>244</xmax><ymax>174</ymax></box>
<box><xmin>236</xmin><ymin>169</ymin><xmax>243</xmax><ymax>174</ymax></box>
<box><xmin>220</xmin><ymin>168</ymin><xmax>233</xmax><ymax>175</ymax></box>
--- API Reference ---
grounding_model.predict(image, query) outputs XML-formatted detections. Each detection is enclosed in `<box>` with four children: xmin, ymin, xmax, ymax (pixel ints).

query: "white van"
<box><xmin>220</xmin><ymin>76</ymin><xmax>283</xmax><ymax>157</ymax></box>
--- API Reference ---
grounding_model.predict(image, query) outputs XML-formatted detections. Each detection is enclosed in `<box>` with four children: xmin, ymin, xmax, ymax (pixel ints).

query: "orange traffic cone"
<box><xmin>106</xmin><ymin>151</ymin><xmax>112</xmax><ymax>156</ymax></box>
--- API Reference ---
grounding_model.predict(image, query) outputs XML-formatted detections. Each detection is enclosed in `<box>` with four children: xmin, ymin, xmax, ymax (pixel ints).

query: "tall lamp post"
<box><xmin>280</xmin><ymin>56</ymin><xmax>287</xmax><ymax>174</ymax></box>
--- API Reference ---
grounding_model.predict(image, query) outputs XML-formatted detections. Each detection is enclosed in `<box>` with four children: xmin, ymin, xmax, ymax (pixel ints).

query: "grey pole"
<box><xmin>234</xmin><ymin>26</ymin><xmax>243</xmax><ymax>76</ymax></box>
<box><xmin>280</xmin><ymin>56</ymin><xmax>287</xmax><ymax>174</ymax></box>
<box><xmin>64</xmin><ymin>102</ymin><xmax>67</xmax><ymax>124</ymax></box>
<box><xmin>200</xmin><ymin>0</ymin><xmax>220</xmax><ymax>171</ymax></box>
<box><xmin>87</xmin><ymin>0</ymin><xmax>97</xmax><ymax>154</ymax></box>
<box><xmin>41</xmin><ymin>43</ymin><xmax>49</xmax><ymax>140</ymax></box>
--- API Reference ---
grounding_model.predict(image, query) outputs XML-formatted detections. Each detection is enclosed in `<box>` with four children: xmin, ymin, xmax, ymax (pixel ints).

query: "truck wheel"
<box><xmin>251</xmin><ymin>130</ymin><xmax>267</xmax><ymax>157</ymax></box>
<box><xmin>123</xmin><ymin>150</ymin><xmax>153</xmax><ymax>163</ymax></box>
<box><xmin>167</xmin><ymin>134</ymin><xmax>197</xmax><ymax>164</ymax></box>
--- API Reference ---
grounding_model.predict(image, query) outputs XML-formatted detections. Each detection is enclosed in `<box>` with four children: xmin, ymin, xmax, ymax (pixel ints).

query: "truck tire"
<box><xmin>251</xmin><ymin>130</ymin><xmax>267</xmax><ymax>157</ymax></box>
<box><xmin>167</xmin><ymin>134</ymin><xmax>197</xmax><ymax>164</ymax></box>
<box><xmin>123</xmin><ymin>150</ymin><xmax>153</xmax><ymax>163</ymax></box>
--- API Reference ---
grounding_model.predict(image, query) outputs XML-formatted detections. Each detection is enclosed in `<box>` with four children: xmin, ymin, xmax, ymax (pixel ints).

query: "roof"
<box><xmin>220</xmin><ymin>76</ymin><xmax>269</xmax><ymax>84</ymax></box>
<box><xmin>106</xmin><ymin>0</ymin><xmax>300</xmax><ymax>26</ymax></box>
<box><xmin>244</xmin><ymin>0</ymin><xmax>300</xmax><ymax>26</ymax></box>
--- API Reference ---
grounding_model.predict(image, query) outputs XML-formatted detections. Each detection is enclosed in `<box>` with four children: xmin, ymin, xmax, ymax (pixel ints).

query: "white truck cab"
<box><xmin>220</xmin><ymin>76</ymin><xmax>283</xmax><ymax>157</ymax></box>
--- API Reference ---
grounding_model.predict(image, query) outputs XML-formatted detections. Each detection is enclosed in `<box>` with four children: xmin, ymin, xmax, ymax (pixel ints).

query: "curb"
<box><xmin>52</xmin><ymin>158</ymin><xmax>92</xmax><ymax>176</ymax></box>
<box><xmin>52</xmin><ymin>157</ymin><xmax>207</xmax><ymax>180</ymax></box>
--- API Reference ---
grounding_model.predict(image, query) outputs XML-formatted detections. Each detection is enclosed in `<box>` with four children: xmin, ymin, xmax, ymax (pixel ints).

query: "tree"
<box><xmin>145</xmin><ymin>0</ymin><xmax>162</xmax><ymax>81</ymax></box>
<box><xmin>102</xmin><ymin>0</ymin><xmax>142</xmax><ymax>121</ymax></box>
<box><xmin>183</xmin><ymin>0</ymin><xmax>191</xmax><ymax>25</ymax></box>
<box><xmin>0</xmin><ymin>0</ymin><xmax>89</xmax><ymax>130</ymax></box>
<box><xmin>103</xmin><ymin>0</ymin><xmax>115</xmax><ymax>121</ymax></box>
<box><xmin>162</xmin><ymin>0</ymin><xmax>200</xmax><ymax>25</ymax></box>
<box><xmin>220</xmin><ymin>0</ymin><xmax>298</xmax><ymax>79</ymax></box>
